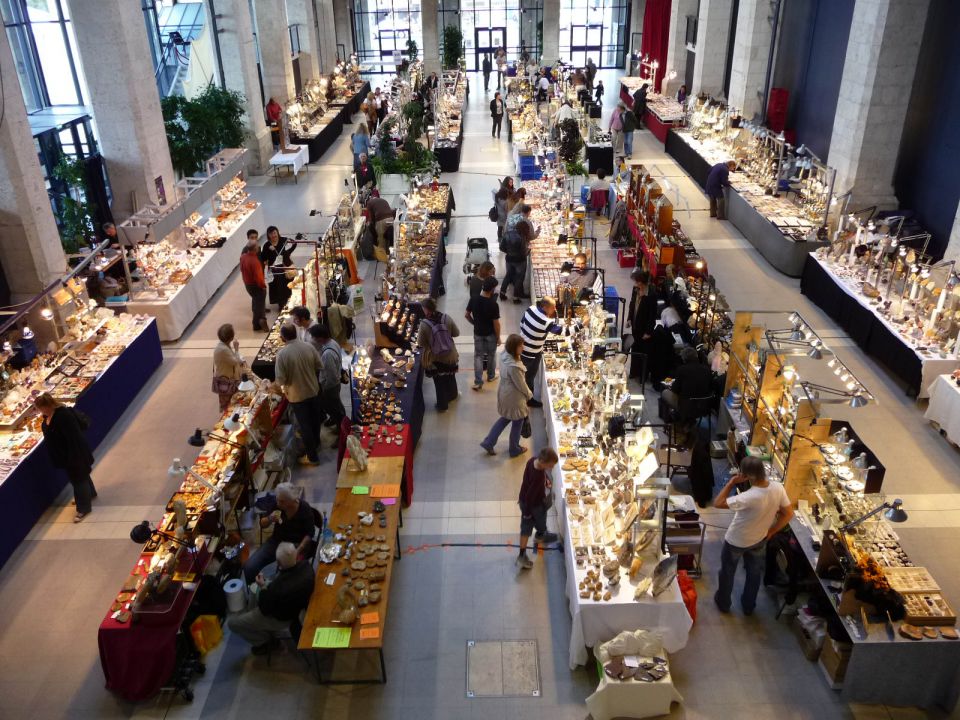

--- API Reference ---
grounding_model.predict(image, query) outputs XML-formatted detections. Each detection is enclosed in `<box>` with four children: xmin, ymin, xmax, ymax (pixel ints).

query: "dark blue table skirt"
<box><xmin>0</xmin><ymin>319</ymin><xmax>163</xmax><ymax>570</ymax></box>
<box><xmin>351</xmin><ymin>350</ymin><xmax>425</xmax><ymax>448</ymax></box>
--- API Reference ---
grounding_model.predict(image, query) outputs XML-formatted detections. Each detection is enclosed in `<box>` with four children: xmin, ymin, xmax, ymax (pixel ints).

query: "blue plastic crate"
<box><xmin>520</xmin><ymin>169</ymin><xmax>543</xmax><ymax>181</ymax></box>
<box><xmin>603</xmin><ymin>285</ymin><xmax>620</xmax><ymax>320</ymax></box>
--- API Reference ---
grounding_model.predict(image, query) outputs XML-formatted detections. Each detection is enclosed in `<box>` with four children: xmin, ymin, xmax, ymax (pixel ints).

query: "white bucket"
<box><xmin>223</xmin><ymin>578</ymin><xmax>247</xmax><ymax>613</ymax></box>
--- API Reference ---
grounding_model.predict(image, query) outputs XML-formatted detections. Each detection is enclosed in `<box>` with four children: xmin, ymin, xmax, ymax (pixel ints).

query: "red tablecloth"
<box><xmin>643</xmin><ymin>110</ymin><xmax>675</xmax><ymax>144</ymax></box>
<box><xmin>337</xmin><ymin>420</ymin><xmax>415</xmax><ymax>505</ymax></box>
<box><xmin>98</xmin><ymin>545</ymin><xmax>212</xmax><ymax>701</ymax></box>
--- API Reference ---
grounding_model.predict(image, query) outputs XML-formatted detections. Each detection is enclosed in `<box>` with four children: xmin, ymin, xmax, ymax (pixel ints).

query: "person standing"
<box><xmin>622</xmin><ymin>103</ymin><xmax>638</xmax><ymax>158</ymax></box>
<box><xmin>240</xmin><ymin>239</ymin><xmax>269</xmax><ymax>332</ymax></box>
<box><xmin>374</xmin><ymin>87</ymin><xmax>387</xmax><ymax>123</ymax></box>
<box><xmin>494</xmin><ymin>178</ymin><xmax>513</xmax><ymax>243</ymax></box>
<box><xmin>515</xmin><ymin>447</ymin><xmax>560</xmax><ymax>568</ymax></box>
<box><xmin>261</xmin><ymin>226</ymin><xmax>294</xmax><ymax>311</ymax></box>
<box><xmin>469</xmin><ymin>261</ymin><xmax>497</xmax><ymax>299</ymax></box>
<box><xmin>35</xmin><ymin>393</ymin><xmax>96</xmax><ymax>523</ymax></box>
<box><xmin>706</xmin><ymin>160</ymin><xmax>737</xmax><ymax>220</ymax></box>
<box><xmin>417</xmin><ymin>298</ymin><xmax>460</xmax><ymax>412</ymax></box>
<box><xmin>266</xmin><ymin>97</ymin><xmax>283</xmax><ymax>149</ymax></box>
<box><xmin>482</xmin><ymin>54</ymin><xmax>492</xmax><ymax>91</ymax></box>
<box><xmin>519</xmin><ymin>297</ymin><xmax>577</xmax><ymax>408</ymax></box>
<box><xmin>594</xmin><ymin>80</ymin><xmax>604</xmax><ymax>104</ymax></box>
<box><xmin>627</xmin><ymin>269</ymin><xmax>657</xmax><ymax>380</ymax></box>
<box><xmin>466</xmin><ymin>276</ymin><xmax>501</xmax><ymax>390</ymax></box>
<box><xmin>490</xmin><ymin>92</ymin><xmax>505</xmax><ymax>139</ymax></box>
<box><xmin>274</xmin><ymin>324</ymin><xmax>324</xmax><ymax>465</ymax></box>
<box><xmin>609</xmin><ymin>101</ymin><xmax>625</xmax><ymax>156</ymax></box>
<box><xmin>632</xmin><ymin>82</ymin><xmax>648</xmax><ymax>120</ymax></box>
<box><xmin>495</xmin><ymin>47</ymin><xmax>507</xmax><ymax>89</ymax></box>
<box><xmin>676</xmin><ymin>84</ymin><xmax>688</xmax><ymax>105</ymax></box>
<box><xmin>713</xmin><ymin>457</ymin><xmax>794</xmax><ymax>614</ymax></box>
<box><xmin>356</xmin><ymin>153</ymin><xmax>377</xmax><ymax>190</ymax></box>
<box><xmin>309</xmin><ymin>324</ymin><xmax>347</xmax><ymax>430</ymax></box>
<box><xmin>351</xmin><ymin>124</ymin><xmax>370</xmax><ymax>169</ymax></box>
<box><xmin>366</xmin><ymin>193</ymin><xmax>394</xmax><ymax>251</ymax></box>
<box><xmin>480</xmin><ymin>334</ymin><xmax>531</xmax><ymax>456</ymax></box>
<box><xmin>585</xmin><ymin>57</ymin><xmax>597</xmax><ymax>88</ymax></box>
<box><xmin>213</xmin><ymin>323</ymin><xmax>245</xmax><ymax>412</ymax></box>
<box><xmin>501</xmin><ymin>204</ymin><xmax>536</xmax><ymax>304</ymax></box>
<box><xmin>364</xmin><ymin>93</ymin><xmax>379</xmax><ymax>134</ymax></box>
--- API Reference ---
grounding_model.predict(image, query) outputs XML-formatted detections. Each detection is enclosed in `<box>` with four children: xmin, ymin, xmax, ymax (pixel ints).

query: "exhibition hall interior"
<box><xmin>1</xmin><ymin>0</ymin><xmax>960</xmax><ymax>718</ymax></box>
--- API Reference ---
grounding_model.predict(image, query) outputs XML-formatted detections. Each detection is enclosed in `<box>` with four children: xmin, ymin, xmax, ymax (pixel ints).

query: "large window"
<box><xmin>438</xmin><ymin>0</ymin><xmax>543</xmax><ymax>71</ymax></box>
<box><xmin>559</xmin><ymin>0</ymin><xmax>629</xmax><ymax>68</ymax></box>
<box><xmin>351</xmin><ymin>0</ymin><xmax>422</xmax><ymax>68</ymax></box>
<box><xmin>1</xmin><ymin>0</ymin><xmax>85</xmax><ymax>109</ymax></box>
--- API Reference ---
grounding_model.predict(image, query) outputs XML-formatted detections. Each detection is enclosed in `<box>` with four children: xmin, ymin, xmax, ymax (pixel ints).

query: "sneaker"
<box><xmin>527</xmin><ymin>399</ymin><xmax>543</xmax><ymax>408</ymax></box>
<box><xmin>487</xmin><ymin>372</ymin><xmax>498</xmax><ymax>382</ymax></box>
<box><xmin>535</xmin><ymin>531</ymin><xmax>558</xmax><ymax>544</ymax></box>
<box><xmin>509</xmin><ymin>445</ymin><xmax>528</xmax><ymax>457</ymax></box>
<box><xmin>298</xmin><ymin>455</ymin><xmax>320</xmax><ymax>466</ymax></box>
<box><xmin>472</xmin><ymin>383</ymin><xmax>483</xmax><ymax>391</ymax></box>
<box><xmin>480</xmin><ymin>443</ymin><xmax>496</xmax><ymax>456</ymax></box>
<box><xmin>73</xmin><ymin>511</ymin><xmax>90</xmax><ymax>523</ymax></box>
<box><xmin>516</xmin><ymin>553</ymin><xmax>533</xmax><ymax>569</ymax></box>
<box><xmin>499</xmin><ymin>292</ymin><xmax>508</xmax><ymax>301</ymax></box>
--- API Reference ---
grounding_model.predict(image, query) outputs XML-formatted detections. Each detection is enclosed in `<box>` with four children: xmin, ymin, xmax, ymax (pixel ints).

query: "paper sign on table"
<box><xmin>381</xmin><ymin>497</ymin><xmax>397</xmax><ymax>506</ymax></box>
<box><xmin>359</xmin><ymin>627</ymin><xmax>380</xmax><ymax>640</ymax></box>
<box><xmin>371</xmin><ymin>484</ymin><xmax>401</xmax><ymax>498</ymax></box>
<box><xmin>312</xmin><ymin>627</ymin><xmax>352</xmax><ymax>648</ymax></box>
<box><xmin>360</xmin><ymin>611</ymin><xmax>380</xmax><ymax>625</ymax></box>
<box><xmin>351</xmin><ymin>485</ymin><xmax>370</xmax><ymax>495</ymax></box>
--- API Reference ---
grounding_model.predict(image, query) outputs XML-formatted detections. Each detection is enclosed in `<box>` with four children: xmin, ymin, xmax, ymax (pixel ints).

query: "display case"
<box><xmin>379</xmin><ymin>216</ymin><xmax>444</xmax><ymax>304</ymax></box>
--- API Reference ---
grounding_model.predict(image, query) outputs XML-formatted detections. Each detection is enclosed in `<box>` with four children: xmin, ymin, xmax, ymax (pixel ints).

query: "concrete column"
<box><xmin>211</xmin><ymin>0</ymin><xmax>274</xmax><ymax>174</ymax></box>
<box><xmin>828</xmin><ymin>0</ymin><xmax>930</xmax><ymax>210</ymax></box>
<box><xmin>254</xmin><ymin>0</ymin><xmax>296</xmax><ymax>104</ymax></box>
<box><xmin>333</xmin><ymin>0</ymin><xmax>354</xmax><ymax>60</ymax></box>
<box><xmin>691</xmin><ymin>0</ymin><xmax>733</xmax><ymax>97</ymax></box>
<box><xmin>315</xmin><ymin>0</ymin><xmax>339</xmax><ymax>72</ymax></box>
<box><xmin>286</xmin><ymin>0</ymin><xmax>321</xmax><ymax>82</ymax></box>
<box><xmin>68</xmin><ymin>0</ymin><xmax>175</xmax><ymax>219</ymax></box>
<box><xmin>663</xmin><ymin>0</ymin><xmax>697</xmax><ymax>96</ymax></box>
<box><xmin>628</xmin><ymin>0</ymin><xmax>646</xmax><ymax>72</ymax></box>
<box><xmin>421</xmin><ymin>0</ymin><xmax>440</xmax><ymax>73</ymax></box>
<box><xmin>0</xmin><ymin>28</ymin><xmax>66</xmax><ymax>300</ymax></box>
<box><xmin>727</xmin><ymin>0</ymin><xmax>772</xmax><ymax>119</ymax></box>
<box><xmin>943</xmin><ymin>199</ymin><xmax>960</xmax><ymax>264</ymax></box>
<box><xmin>541</xmin><ymin>0</ymin><xmax>560</xmax><ymax>63</ymax></box>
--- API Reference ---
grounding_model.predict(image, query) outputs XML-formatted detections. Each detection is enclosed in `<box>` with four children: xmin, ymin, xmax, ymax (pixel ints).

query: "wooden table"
<box><xmin>299</xmin><ymin>456</ymin><xmax>403</xmax><ymax>683</ymax></box>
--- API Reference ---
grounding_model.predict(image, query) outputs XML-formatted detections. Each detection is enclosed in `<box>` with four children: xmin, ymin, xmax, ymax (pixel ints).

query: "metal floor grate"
<box><xmin>465</xmin><ymin>639</ymin><xmax>541</xmax><ymax>698</ymax></box>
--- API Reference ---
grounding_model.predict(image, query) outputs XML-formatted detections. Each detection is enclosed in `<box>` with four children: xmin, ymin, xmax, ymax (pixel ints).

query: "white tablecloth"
<box><xmin>126</xmin><ymin>205</ymin><xmax>263</xmax><ymax>341</ymax></box>
<box><xmin>541</xmin><ymin>369</ymin><xmax>694</xmax><ymax>669</ymax></box>
<box><xmin>925</xmin><ymin>374</ymin><xmax>960</xmax><ymax>443</ymax></box>
<box><xmin>813</xmin><ymin>257</ymin><xmax>959</xmax><ymax>398</ymax></box>
<box><xmin>269</xmin><ymin>144</ymin><xmax>309</xmax><ymax>176</ymax></box>
<box><xmin>586</xmin><ymin>663</ymin><xmax>683</xmax><ymax>720</ymax></box>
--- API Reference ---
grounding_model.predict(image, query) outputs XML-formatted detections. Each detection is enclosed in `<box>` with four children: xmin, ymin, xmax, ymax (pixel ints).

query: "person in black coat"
<box><xmin>482</xmin><ymin>54</ymin><xmax>493</xmax><ymax>91</ymax></box>
<box><xmin>490</xmin><ymin>92</ymin><xmax>505</xmax><ymax>139</ymax></box>
<box><xmin>627</xmin><ymin>269</ymin><xmax>657</xmax><ymax>380</ymax></box>
<box><xmin>36</xmin><ymin>393</ymin><xmax>96</xmax><ymax>522</ymax></box>
<box><xmin>632</xmin><ymin>82</ymin><xmax>648</xmax><ymax>119</ymax></box>
<box><xmin>261</xmin><ymin>225</ymin><xmax>294</xmax><ymax>310</ymax></box>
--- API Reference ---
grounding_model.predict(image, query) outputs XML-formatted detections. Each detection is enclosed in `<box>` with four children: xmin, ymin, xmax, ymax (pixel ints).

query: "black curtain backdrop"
<box><xmin>894</xmin><ymin>0</ymin><xmax>960</xmax><ymax>260</ymax></box>
<box><xmin>771</xmin><ymin>0</ymin><xmax>853</xmax><ymax>159</ymax></box>
<box><xmin>640</xmin><ymin>0</ymin><xmax>671</xmax><ymax>92</ymax></box>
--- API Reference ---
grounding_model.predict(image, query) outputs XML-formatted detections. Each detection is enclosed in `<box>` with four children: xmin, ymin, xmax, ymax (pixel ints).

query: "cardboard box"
<box><xmin>818</xmin><ymin>637</ymin><xmax>851</xmax><ymax>685</ymax></box>
<box><xmin>791</xmin><ymin>616</ymin><xmax>823</xmax><ymax>662</ymax></box>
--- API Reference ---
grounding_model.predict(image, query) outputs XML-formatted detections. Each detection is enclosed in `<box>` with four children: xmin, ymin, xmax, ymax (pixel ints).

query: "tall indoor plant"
<box><xmin>161</xmin><ymin>85</ymin><xmax>247</xmax><ymax>176</ymax></box>
<box><xmin>442</xmin><ymin>24</ymin><xmax>463</xmax><ymax>69</ymax></box>
<box><xmin>52</xmin><ymin>156</ymin><xmax>96</xmax><ymax>254</ymax></box>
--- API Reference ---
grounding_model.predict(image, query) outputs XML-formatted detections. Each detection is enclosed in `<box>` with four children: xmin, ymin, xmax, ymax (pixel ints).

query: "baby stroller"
<box><xmin>463</xmin><ymin>237</ymin><xmax>490</xmax><ymax>280</ymax></box>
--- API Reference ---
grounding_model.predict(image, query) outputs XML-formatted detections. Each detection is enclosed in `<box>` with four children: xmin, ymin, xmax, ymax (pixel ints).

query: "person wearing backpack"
<box><xmin>35</xmin><ymin>392</ymin><xmax>97</xmax><ymax>522</ymax></box>
<box><xmin>417</xmin><ymin>298</ymin><xmax>461</xmax><ymax>412</ymax></box>
<box><xmin>501</xmin><ymin>204</ymin><xmax>537</xmax><ymax>304</ymax></box>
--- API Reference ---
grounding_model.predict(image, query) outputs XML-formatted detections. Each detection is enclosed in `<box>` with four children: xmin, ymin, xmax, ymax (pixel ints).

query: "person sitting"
<box><xmin>553</xmin><ymin>99</ymin><xmax>577</xmax><ymax>129</ymax></box>
<box><xmin>660</xmin><ymin>296</ymin><xmax>692</xmax><ymax>344</ymax></box>
<box><xmin>355</xmin><ymin>153</ymin><xmax>376</xmax><ymax>189</ymax></box>
<box><xmin>662</xmin><ymin>346</ymin><xmax>714</xmax><ymax>414</ymax></box>
<box><xmin>228</xmin><ymin>542</ymin><xmax>315</xmax><ymax>655</ymax></box>
<box><xmin>290</xmin><ymin>306</ymin><xmax>312</xmax><ymax>342</ymax></box>
<box><xmin>590</xmin><ymin>169</ymin><xmax>611</xmax><ymax>193</ymax></box>
<box><xmin>566</xmin><ymin>252</ymin><xmax>599</xmax><ymax>302</ymax></box>
<box><xmin>243</xmin><ymin>482</ymin><xmax>317</xmax><ymax>583</ymax></box>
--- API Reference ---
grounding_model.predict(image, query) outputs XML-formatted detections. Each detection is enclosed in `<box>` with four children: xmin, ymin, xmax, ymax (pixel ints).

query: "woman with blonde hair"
<box><xmin>480</xmin><ymin>334</ymin><xmax>532</xmax><ymax>457</ymax></box>
<box><xmin>35</xmin><ymin>392</ymin><xmax>96</xmax><ymax>522</ymax></box>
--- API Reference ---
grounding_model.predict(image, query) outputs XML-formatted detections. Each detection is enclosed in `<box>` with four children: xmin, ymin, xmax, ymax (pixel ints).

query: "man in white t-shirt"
<box><xmin>713</xmin><ymin>456</ymin><xmax>794</xmax><ymax>614</ymax></box>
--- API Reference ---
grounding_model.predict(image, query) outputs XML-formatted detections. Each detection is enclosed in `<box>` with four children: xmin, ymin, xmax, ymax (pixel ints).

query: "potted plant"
<box><xmin>52</xmin><ymin>156</ymin><xmax>96</xmax><ymax>254</ymax></box>
<box><xmin>442</xmin><ymin>25</ymin><xmax>463</xmax><ymax>70</ymax></box>
<box><xmin>371</xmin><ymin>114</ymin><xmax>436</xmax><ymax>195</ymax></box>
<box><xmin>558</xmin><ymin>118</ymin><xmax>588</xmax><ymax>190</ymax></box>
<box><xmin>161</xmin><ymin>85</ymin><xmax>247</xmax><ymax>176</ymax></box>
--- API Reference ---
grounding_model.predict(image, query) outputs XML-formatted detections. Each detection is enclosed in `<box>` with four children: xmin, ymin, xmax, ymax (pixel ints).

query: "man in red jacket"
<box><xmin>240</xmin><ymin>231</ymin><xmax>269</xmax><ymax>331</ymax></box>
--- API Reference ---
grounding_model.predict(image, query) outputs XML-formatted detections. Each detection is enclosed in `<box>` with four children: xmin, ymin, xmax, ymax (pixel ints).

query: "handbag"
<box><xmin>488</xmin><ymin>206</ymin><xmax>498</xmax><ymax>222</ymax></box>
<box><xmin>212</xmin><ymin>375</ymin><xmax>239</xmax><ymax>395</ymax></box>
<box><xmin>521</xmin><ymin>416</ymin><xmax>532</xmax><ymax>438</ymax></box>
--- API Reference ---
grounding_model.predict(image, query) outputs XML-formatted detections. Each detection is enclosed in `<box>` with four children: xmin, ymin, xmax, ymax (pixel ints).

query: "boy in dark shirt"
<box><xmin>466</xmin><ymin>276</ymin><xmax>502</xmax><ymax>389</ymax></box>
<box><xmin>516</xmin><ymin>447</ymin><xmax>560</xmax><ymax>569</ymax></box>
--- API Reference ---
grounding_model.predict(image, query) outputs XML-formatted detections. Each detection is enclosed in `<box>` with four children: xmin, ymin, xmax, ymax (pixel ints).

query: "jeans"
<box><xmin>502</xmin><ymin>258</ymin><xmax>526</xmax><ymax>299</ymax></box>
<box><xmin>291</xmin><ymin>394</ymin><xmax>323</xmax><ymax>461</ymax></box>
<box><xmin>473</xmin><ymin>334</ymin><xmax>498</xmax><ymax>384</ymax></box>
<box><xmin>624</xmin><ymin>129</ymin><xmax>634</xmax><ymax>156</ymax></box>
<box><xmin>431</xmin><ymin>363</ymin><xmax>459</xmax><ymax>410</ymax></box>
<box><xmin>492</xmin><ymin>115</ymin><xmax>503</xmax><ymax>137</ymax></box>
<box><xmin>245</xmin><ymin>284</ymin><xmax>267</xmax><ymax>331</ymax></box>
<box><xmin>67</xmin><ymin>465</ymin><xmax>96</xmax><ymax>514</ymax></box>
<box><xmin>243</xmin><ymin>537</ymin><xmax>279</xmax><ymax>583</ymax></box>
<box><xmin>482</xmin><ymin>416</ymin><xmax>525</xmax><ymax>455</ymax></box>
<box><xmin>227</xmin><ymin>594</ymin><xmax>290</xmax><ymax>646</ymax></box>
<box><xmin>483</xmin><ymin>71</ymin><xmax>491</xmax><ymax>90</ymax></box>
<box><xmin>522</xmin><ymin>353</ymin><xmax>541</xmax><ymax>401</ymax></box>
<box><xmin>716</xmin><ymin>539</ymin><xmax>767</xmax><ymax>613</ymax></box>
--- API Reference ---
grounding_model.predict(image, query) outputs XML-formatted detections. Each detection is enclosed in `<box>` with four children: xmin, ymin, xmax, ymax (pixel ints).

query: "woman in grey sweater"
<box><xmin>480</xmin><ymin>334</ymin><xmax>533</xmax><ymax>457</ymax></box>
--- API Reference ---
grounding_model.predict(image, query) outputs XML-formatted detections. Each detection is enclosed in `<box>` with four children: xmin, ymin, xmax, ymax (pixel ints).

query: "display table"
<box><xmin>292</xmin><ymin>83</ymin><xmax>371</xmax><ymax>164</ymax></box>
<box><xmin>298</xmin><ymin>466</ymin><xmax>402</xmax><ymax>683</ymax></box>
<box><xmin>665</xmin><ymin>129</ymin><xmax>711</xmax><ymax>189</ymax></box>
<box><xmin>586</xmin><ymin>143</ymin><xmax>614</xmax><ymax>175</ymax></box>
<box><xmin>337</xmin><ymin>424</ymin><xmax>416</xmax><ymax>505</ymax></box>
<box><xmin>126</xmin><ymin>206</ymin><xmax>263</xmax><ymax>341</ymax></box>
<box><xmin>0</xmin><ymin>319</ymin><xmax>162</xmax><ymax>571</ymax></box>
<box><xmin>541</xmin><ymin>370</ymin><xmax>693</xmax><ymax>669</ymax></box>
<box><xmin>269</xmin><ymin>144</ymin><xmax>309</xmax><ymax>182</ymax></box>
<box><xmin>585</xmin><ymin>660</ymin><xmax>683</xmax><ymax>720</ymax></box>
<box><xmin>350</xmin><ymin>350</ymin><xmax>425</xmax><ymax>449</ymax></box>
<box><xmin>790</xmin><ymin>517</ymin><xmax>960</xmax><ymax>709</ymax></box>
<box><xmin>924</xmin><ymin>374</ymin><xmax>960</xmax><ymax>443</ymax></box>
<box><xmin>642</xmin><ymin>109</ymin><xmax>678</xmax><ymax>144</ymax></box>
<box><xmin>801</xmin><ymin>256</ymin><xmax>958</xmax><ymax>397</ymax></box>
<box><xmin>725</xmin><ymin>187</ymin><xmax>826</xmax><ymax>277</ymax></box>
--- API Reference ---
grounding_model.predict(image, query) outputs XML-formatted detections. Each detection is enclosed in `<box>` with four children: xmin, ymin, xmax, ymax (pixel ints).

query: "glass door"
<box><xmin>560</xmin><ymin>0</ymin><xmax>630</xmax><ymax>68</ymax></box>
<box><xmin>474</xmin><ymin>26</ymin><xmax>505</xmax><ymax>71</ymax></box>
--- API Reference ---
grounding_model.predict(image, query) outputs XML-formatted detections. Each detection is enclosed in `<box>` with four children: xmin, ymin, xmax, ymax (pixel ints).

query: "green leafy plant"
<box><xmin>401</xmin><ymin>100</ymin><xmax>425</xmax><ymax>152</ymax></box>
<box><xmin>557</xmin><ymin>118</ymin><xmax>584</xmax><ymax>166</ymax></box>
<box><xmin>406</xmin><ymin>39</ymin><xmax>419</xmax><ymax>62</ymax></box>
<box><xmin>161</xmin><ymin>85</ymin><xmax>247</xmax><ymax>176</ymax></box>
<box><xmin>52</xmin><ymin>156</ymin><xmax>96</xmax><ymax>254</ymax></box>
<box><xmin>442</xmin><ymin>24</ymin><xmax>463</xmax><ymax>69</ymax></box>
<box><xmin>565</xmin><ymin>160</ymin><xmax>588</xmax><ymax>177</ymax></box>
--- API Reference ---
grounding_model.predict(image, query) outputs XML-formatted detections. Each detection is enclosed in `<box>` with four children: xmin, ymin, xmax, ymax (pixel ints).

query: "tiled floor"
<box><xmin>0</xmin><ymin>69</ymin><xmax>959</xmax><ymax>719</ymax></box>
